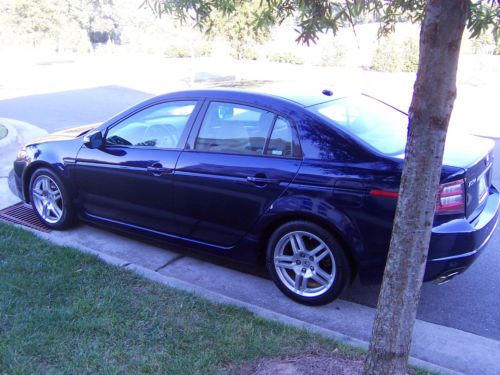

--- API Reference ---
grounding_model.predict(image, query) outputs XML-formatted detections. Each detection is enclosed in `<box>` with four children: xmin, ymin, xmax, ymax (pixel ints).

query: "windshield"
<box><xmin>309</xmin><ymin>95</ymin><xmax>408</xmax><ymax>156</ymax></box>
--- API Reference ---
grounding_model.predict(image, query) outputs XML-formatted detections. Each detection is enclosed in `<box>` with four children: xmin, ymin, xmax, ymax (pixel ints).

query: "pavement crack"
<box><xmin>154</xmin><ymin>254</ymin><xmax>184</xmax><ymax>272</ymax></box>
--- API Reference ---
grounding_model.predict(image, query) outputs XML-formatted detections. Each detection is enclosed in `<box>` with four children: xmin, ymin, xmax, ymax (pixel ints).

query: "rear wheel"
<box><xmin>29</xmin><ymin>168</ymin><xmax>75</xmax><ymax>229</ymax></box>
<box><xmin>266</xmin><ymin>221</ymin><xmax>351</xmax><ymax>305</ymax></box>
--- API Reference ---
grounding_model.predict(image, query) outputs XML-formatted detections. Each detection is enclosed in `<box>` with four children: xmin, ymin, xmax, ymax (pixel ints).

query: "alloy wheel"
<box><xmin>32</xmin><ymin>175</ymin><xmax>64</xmax><ymax>224</ymax></box>
<box><xmin>273</xmin><ymin>230</ymin><xmax>336</xmax><ymax>297</ymax></box>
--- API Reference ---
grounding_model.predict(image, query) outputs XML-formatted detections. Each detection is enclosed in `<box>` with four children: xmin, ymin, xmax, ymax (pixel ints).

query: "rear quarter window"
<box><xmin>309</xmin><ymin>95</ymin><xmax>408</xmax><ymax>156</ymax></box>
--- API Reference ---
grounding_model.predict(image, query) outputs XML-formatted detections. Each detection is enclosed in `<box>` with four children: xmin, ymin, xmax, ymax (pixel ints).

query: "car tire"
<box><xmin>29</xmin><ymin>168</ymin><xmax>75</xmax><ymax>229</ymax></box>
<box><xmin>266</xmin><ymin>221</ymin><xmax>351</xmax><ymax>305</ymax></box>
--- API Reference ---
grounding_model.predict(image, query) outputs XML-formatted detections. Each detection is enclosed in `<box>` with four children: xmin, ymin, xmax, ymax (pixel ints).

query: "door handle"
<box><xmin>246</xmin><ymin>176</ymin><xmax>280</xmax><ymax>186</ymax></box>
<box><xmin>147</xmin><ymin>163</ymin><xmax>172</xmax><ymax>176</ymax></box>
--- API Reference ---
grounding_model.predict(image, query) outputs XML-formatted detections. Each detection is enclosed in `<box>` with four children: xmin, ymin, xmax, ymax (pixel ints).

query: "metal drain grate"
<box><xmin>0</xmin><ymin>202</ymin><xmax>52</xmax><ymax>232</ymax></box>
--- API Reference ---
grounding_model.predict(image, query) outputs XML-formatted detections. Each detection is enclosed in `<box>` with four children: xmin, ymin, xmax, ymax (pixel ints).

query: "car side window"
<box><xmin>194</xmin><ymin>102</ymin><xmax>275</xmax><ymax>155</ymax></box>
<box><xmin>265</xmin><ymin>116</ymin><xmax>295</xmax><ymax>158</ymax></box>
<box><xmin>105</xmin><ymin>101</ymin><xmax>197</xmax><ymax>149</ymax></box>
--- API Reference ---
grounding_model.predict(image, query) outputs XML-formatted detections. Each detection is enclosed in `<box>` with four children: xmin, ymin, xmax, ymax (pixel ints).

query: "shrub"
<box><xmin>164</xmin><ymin>44</ymin><xmax>192</xmax><ymax>58</ymax></box>
<box><xmin>59</xmin><ymin>22</ymin><xmax>93</xmax><ymax>53</ymax></box>
<box><xmin>400</xmin><ymin>37</ymin><xmax>419</xmax><ymax>72</ymax></box>
<box><xmin>470</xmin><ymin>32</ymin><xmax>499</xmax><ymax>55</ymax></box>
<box><xmin>318</xmin><ymin>47</ymin><xmax>348</xmax><ymax>67</ymax></box>
<box><xmin>238</xmin><ymin>47</ymin><xmax>259</xmax><ymax>60</ymax></box>
<box><xmin>268</xmin><ymin>51</ymin><xmax>304</xmax><ymax>65</ymax></box>
<box><xmin>195</xmin><ymin>41</ymin><xmax>213</xmax><ymax>57</ymax></box>
<box><xmin>371</xmin><ymin>36</ymin><xmax>419</xmax><ymax>73</ymax></box>
<box><xmin>371</xmin><ymin>37</ymin><xmax>400</xmax><ymax>72</ymax></box>
<box><xmin>164</xmin><ymin>42</ymin><xmax>213</xmax><ymax>58</ymax></box>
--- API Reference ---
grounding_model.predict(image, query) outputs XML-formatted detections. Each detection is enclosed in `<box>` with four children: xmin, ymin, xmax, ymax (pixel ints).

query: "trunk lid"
<box><xmin>442</xmin><ymin>134</ymin><xmax>495</xmax><ymax>220</ymax></box>
<box><xmin>463</xmin><ymin>149</ymin><xmax>494</xmax><ymax>220</ymax></box>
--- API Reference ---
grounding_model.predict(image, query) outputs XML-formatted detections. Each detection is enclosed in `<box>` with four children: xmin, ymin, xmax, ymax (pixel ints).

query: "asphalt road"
<box><xmin>1</xmin><ymin>87</ymin><xmax>499</xmax><ymax>341</ymax></box>
<box><xmin>0</xmin><ymin>86</ymin><xmax>152</xmax><ymax>132</ymax></box>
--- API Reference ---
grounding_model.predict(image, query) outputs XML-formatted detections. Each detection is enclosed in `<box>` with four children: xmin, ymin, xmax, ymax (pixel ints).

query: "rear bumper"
<box><xmin>424</xmin><ymin>185</ymin><xmax>499</xmax><ymax>281</ymax></box>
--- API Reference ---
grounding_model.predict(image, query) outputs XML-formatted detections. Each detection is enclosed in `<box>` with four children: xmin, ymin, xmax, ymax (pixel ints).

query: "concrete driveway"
<box><xmin>1</xmin><ymin>55</ymin><xmax>499</xmax><ymax>374</ymax></box>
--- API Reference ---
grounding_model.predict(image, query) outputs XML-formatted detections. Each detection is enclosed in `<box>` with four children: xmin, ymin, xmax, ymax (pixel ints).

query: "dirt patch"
<box><xmin>229</xmin><ymin>350</ymin><xmax>365</xmax><ymax>375</ymax></box>
<box><xmin>227</xmin><ymin>350</ymin><xmax>418</xmax><ymax>375</ymax></box>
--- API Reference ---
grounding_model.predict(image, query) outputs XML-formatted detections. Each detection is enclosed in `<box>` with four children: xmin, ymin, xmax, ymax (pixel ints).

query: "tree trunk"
<box><xmin>363</xmin><ymin>1</ymin><xmax>469</xmax><ymax>374</ymax></box>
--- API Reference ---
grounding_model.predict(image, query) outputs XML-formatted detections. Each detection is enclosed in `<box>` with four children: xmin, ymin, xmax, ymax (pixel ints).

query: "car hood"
<box><xmin>30</xmin><ymin>123</ymin><xmax>99</xmax><ymax>144</ymax></box>
<box><xmin>395</xmin><ymin>133</ymin><xmax>495</xmax><ymax>169</ymax></box>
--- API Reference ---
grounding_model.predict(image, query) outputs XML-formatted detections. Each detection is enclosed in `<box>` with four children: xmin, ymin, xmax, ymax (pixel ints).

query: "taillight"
<box><xmin>435</xmin><ymin>179</ymin><xmax>465</xmax><ymax>215</ymax></box>
<box><xmin>370</xmin><ymin>179</ymin><xmax>465</xmax><ymax>216</ymax></box>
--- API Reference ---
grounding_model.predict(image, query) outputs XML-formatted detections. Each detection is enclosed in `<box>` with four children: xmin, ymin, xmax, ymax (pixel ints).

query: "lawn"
<box><xmin>0</xmin><ymin>222</ymin><xmax>352</xmax><ymax>374</ymax></box>
<box><xmin>0</xmin><ymin>222</ymin><xmax>431</xmax><ymax>374</ymax></box>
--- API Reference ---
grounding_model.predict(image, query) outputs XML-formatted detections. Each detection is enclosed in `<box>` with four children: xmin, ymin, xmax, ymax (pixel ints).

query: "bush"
<box><xmin>371</xmin><ymin>36</ymin><xmax>419</xmax><ymax>73</ymax></box>
<box><xmin>318</xmin><ymin>47</ymin><xmax>348</xmax><ymax>67</ymax></box>
<box><xmin>238</xmin><ymin>47</ymin><xmax>259</xmax><ymax>60</ymax></box>
<box><xmin>400</xmin><ymin>38</ymin><xmax>419</xmax><ymax>72</ymax></box>
<box><xmin>268</xmin><ymin>51</ymin><xmax>304</xmax><ymax>65</ymax></box>
<box><xmin>164</xmin><ymin>44</ymin><xmax>192</xmax><ymax>58</ymax></box>
<box><xmin>164</xmin><ymin>42</ymin><xmax>213</xmax><ymax>58</ymax></box>
<box><xmin>195</xmin><ymin>41</ymin><xmax>213</xmax><ymax>57</ymax></box>
<box><xmin>58</xmin><ymin>22</ymin><xmax>93</xmax><ymax>53</ymax></box>
<box><xmin>469</xmin><ymin>32</ymin><xmax>499</xmax><ymax>55</ymax></box>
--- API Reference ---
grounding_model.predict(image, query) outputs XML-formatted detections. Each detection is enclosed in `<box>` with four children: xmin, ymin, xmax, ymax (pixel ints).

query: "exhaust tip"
<box><xmin>433</xmin><ymin>268</ymin><xmax>465</xmax><ymax>285</ymax></box>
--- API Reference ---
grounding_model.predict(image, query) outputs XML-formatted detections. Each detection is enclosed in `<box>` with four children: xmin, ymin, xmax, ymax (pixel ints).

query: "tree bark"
<box><xmin>363</xmin><ymin>1</ymin><xmax>469</xmax><ymax>374</ymax></box>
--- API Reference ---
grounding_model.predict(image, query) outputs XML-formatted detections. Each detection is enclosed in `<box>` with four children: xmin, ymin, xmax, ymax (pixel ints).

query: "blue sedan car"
<box><xmin>13</xmin><ymin>89</ymin><xmax>499</xmax><ymax>305</ymax></box>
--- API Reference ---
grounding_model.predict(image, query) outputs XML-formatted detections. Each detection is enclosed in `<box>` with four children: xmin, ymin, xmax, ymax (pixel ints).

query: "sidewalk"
<box><xmin>13</xmin><ymin>222</ymin><xmax>499</xmax><ymax>375</ymax></box>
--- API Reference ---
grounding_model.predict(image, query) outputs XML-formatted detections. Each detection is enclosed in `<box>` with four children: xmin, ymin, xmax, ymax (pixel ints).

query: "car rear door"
<box><xmin>75</xmin><ymin>99</ymin><xmax>202</xmax><ymax>234</ymax></box>
<box><xmin>171</xmin><ymin>100</ymin><xmax>302</xmax><ymax>247</ymax></box>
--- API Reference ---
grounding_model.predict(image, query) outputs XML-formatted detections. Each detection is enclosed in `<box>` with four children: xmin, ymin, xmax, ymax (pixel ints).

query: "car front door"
<box><xmin>172</xmin><ymin>100</ymin><xmax>302</xmax><ymax>247</ymax></box>
<box><xmin>75</xmin><ymin>99</ymin><xmax>201</xmax><ymax>234</ymax></box>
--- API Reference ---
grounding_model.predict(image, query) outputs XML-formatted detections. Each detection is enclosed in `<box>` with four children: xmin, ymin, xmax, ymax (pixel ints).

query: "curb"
<box><xmin>0</xmin><ymin>118</ymin><xmax>48</xmax><ymax>150</ymax></box>
<box><xmin>0</xmin><ymin>121</ymin><xmax>18</xmax><ymax>148</ymax></box>
<box><xmin>26</xmin><ymin>226</ymin><xmax>461</xmax><ymax>375</ymax></box>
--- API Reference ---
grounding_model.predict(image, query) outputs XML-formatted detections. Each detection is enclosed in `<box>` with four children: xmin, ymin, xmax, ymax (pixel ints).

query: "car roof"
<box><xmin>251</xmin><ymin>87</ymin><xmax>344</xmax><ymax>107</ymax></box>
<box><xmin>157</xmin><ymin>88</ymin><xmax>344</xmax><ymax>108</ymax></box>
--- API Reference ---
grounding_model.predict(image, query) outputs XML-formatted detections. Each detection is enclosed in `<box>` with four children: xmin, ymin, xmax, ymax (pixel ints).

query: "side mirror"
<box><xmin>83</xmin><ymin>131</ymin><xmax>104</xmax><ymax>149</ymax></box>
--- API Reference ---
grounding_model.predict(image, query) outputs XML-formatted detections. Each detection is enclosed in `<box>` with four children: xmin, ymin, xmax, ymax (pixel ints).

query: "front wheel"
<box><xmin>266</xmin><ymin>221</ymin><xmax>351</xmax><ymax>305</ymax></box>
<box><xmin>29</xmin><ymin>168</ymin><xmax>75</xmax><ymax>229</ymax></box>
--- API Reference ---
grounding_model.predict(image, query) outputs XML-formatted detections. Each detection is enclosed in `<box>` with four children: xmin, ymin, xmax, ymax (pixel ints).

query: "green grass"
<box><xmin>0</xmin><ymin>124</ymin><xmax>7</xmax><ymax>140</ymax></box>
<box><xmin>0</xmin><ymin>223</ymin><xmax>434</xmax><ymax>374</ymax></box>
<box><xmin>0</xmin><ymin>222</ymin><xmax>357</xmax><ymax>374</ymax></box>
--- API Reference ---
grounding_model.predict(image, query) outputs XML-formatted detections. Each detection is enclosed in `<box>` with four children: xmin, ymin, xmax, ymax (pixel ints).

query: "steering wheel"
<box><xmin>143</xmin><ymin>124</ymin><xmax>179</xmax><ymax>148</ymax></box>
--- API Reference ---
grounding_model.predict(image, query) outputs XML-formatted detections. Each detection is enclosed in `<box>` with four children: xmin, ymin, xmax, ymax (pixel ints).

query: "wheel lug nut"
<box><xmin>310</xmin><ymin>266</ymin><xmax>314</xmax><ymax>271</ymax></box>
<box><xmin>309</xmin><ymin>256</ymin><xmax>314</xmax><ymax>261</ymax></box>
<box><xmin>296</xmin><ymin>260</ymin><xmax>301</xmax><ymax>265</ymax></box>
<box><xmin>302</xmin><ymin>268</ymin><xmax>306</xmax><ymax>273</ymax></box>
<box><xmin>301</xmin><ymin>253</ymin><xmax>305</xmax><ymax>257</ymax></box>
